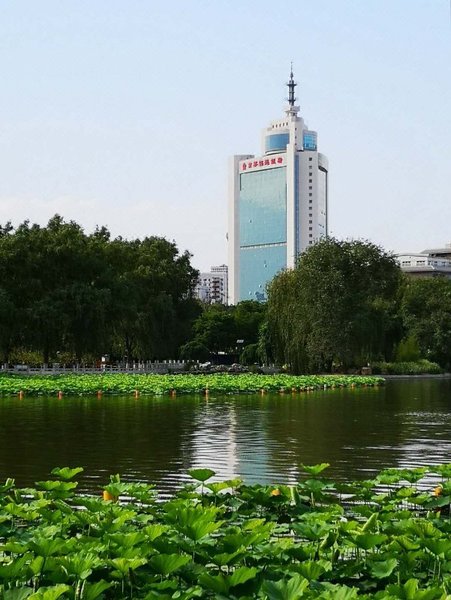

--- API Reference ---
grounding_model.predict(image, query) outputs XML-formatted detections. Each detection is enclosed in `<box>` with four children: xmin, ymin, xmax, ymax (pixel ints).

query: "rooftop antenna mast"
<box><xmin>287</xmin><ymin>62</ymin><xmax>297</xmax><ymax>106</ymax></box>
<box><xmin>286</xmin><ymin>63</ymin><xmax>299</xmax><ymax>116</ymax></box>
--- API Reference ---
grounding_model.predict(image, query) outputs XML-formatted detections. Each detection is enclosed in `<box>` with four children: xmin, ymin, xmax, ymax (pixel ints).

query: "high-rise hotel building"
<box><xmin>228</xmin><ymin>71</ymin><xmax>328</xmax><ymax>304</ymax></box>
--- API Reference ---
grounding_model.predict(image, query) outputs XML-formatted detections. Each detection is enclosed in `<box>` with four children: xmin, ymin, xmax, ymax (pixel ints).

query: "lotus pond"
<box><xmin>1</xmin><ymin>464</ymin><xmax>451</xmax><ymax>599</ymax></box>
<box><xmin>0</xmin><ymin>378</ymin><xmax>451</xmax><ymax>496</ymax></box>
<box><xmin>0</xmin><ymin>373</ymin><xmax>383</xmax><ymax>396</ymax></box>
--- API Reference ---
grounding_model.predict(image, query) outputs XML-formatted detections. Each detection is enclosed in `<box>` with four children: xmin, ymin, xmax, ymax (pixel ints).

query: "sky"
<box><xmin>0</xmin><ymin>0</ymin><xmax>450</xmax><ymax>270</ymax></box>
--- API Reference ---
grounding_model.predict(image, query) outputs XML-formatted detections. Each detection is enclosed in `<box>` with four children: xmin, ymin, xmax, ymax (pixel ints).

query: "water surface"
<box><xmin>0</xmin><ymin>378</ymin><xmax>449</xmax><ymax>494</ymax></box>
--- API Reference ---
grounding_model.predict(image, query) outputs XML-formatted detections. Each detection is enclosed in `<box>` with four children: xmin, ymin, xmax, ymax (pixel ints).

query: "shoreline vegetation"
<box><xmin>0</xmin><ymin>373</ymin><xmax>384</xmax><ymax>397</ymax></box>
<box><xmin>1</xmin><ymin>221</ymin><xmax>451</xmax><ymax>375</ymax></box>
<box><xmin>0</xmin><ymin>464</ymin><xmax>450</xmax><ymax>598</ymax></box>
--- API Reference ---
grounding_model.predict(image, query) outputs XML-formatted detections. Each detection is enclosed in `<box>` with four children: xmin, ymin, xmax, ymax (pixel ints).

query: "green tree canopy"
<box><xmin>0</xmin><ymin>216</ymin><xmax>199</xmax><ymax>363</ymax></box>
<box><xmin>233</xmin><ymin>300</ymin><xmax>266</xmax><ymax>346</ymax></box>
<box><xmin>181</xmin><ymin>301</ymin><xmax>266</xmax><ymax>360</ymax></box>
<box><xmin>190</xmin><ymin>304</ymin><xmax>238</xmax><ymax>354</ymax></box>
<box><xmin>400</xmin><ymin>277</ymin><xmax>451</xmax><ymax>370</ymax></box>
<box><xmin>267</xmin><ymin>238</ymin><xmax>403</xmax><ymax>373</ymax></box>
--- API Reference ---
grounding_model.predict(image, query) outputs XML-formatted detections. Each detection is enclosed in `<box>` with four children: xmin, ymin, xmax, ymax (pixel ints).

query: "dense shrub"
<box><xmin>371</xmin><ymin>359</ymin><xmax>442</xmax><ymax>375</ymax></box>
<box><xmin>394</xmin><ymin>334</ymin><xmax>421</xmax><ymax>362</ymax></box>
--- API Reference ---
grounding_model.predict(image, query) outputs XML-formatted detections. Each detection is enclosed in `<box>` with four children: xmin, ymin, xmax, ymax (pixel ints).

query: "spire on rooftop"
<box><xmin>287</xmin><ymin>63</ymin><xmax>297</xmax><ymax>106</ymax></box>
<box><xmin>285</xmin><ymin>63</ymin><xmax>299</xmax><ymax>116</ymax></box>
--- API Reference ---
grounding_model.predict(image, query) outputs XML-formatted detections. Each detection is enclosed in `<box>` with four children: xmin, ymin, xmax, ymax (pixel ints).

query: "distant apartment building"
<box><xmin>396</xmin><ymin>244</ymin><xmax>451</xmax><ymax>278</ymax></box>
<box><xmin>194</xmin><ymin>265</ymin><xmax>228</xmax><ymax>304</ymax></box>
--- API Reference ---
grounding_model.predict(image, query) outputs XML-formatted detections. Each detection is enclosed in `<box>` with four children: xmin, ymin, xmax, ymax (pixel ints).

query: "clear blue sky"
<box><xmin>1</xmin><ymin>1</ymin><xmax>450</xmax><ymax>270</ymax></box>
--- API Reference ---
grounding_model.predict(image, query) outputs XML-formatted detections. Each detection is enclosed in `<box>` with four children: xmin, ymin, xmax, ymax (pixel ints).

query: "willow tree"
<box><xmin>266</xmin><ymin>238</ymin><xmax>403</xmax><ymax>373</ymax></box>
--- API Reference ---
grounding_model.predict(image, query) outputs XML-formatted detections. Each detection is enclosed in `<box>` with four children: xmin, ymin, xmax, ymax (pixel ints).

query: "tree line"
<box><xmin>174</xmin><ymin>238</ymin><xmax>451</xmax><ymax>374</ymax></box>
<box><xmin>0</xmin><ymin>216</ymin><xmax>200</xmax><ymax>364</ymax></box>
<box><xmin>0</xmin><ymin>218</ymin><xmax>449</xmax><ymax>372</ymax></box>
<box><xmin>181</xmin><ymin>238</ymin><xmax>451</xmax><ymax>373</ymax></box>
<box><xmin>266</xmin><ymin>238</ymin><xmax>451</xmax><ymax>373</ymax></box>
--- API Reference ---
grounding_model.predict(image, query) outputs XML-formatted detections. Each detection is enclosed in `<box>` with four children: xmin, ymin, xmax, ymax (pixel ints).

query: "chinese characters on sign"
<box><xmin>241</xmin><ymin>156</ymin><xmax>284</xmax><ymax>171</ymax></box>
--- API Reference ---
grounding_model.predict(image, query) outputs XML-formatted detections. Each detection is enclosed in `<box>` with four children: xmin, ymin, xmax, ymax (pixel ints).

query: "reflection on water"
<box><xmin>0</xmin><ymin>379</ymin><xmax>450</xmax><ymax>495</ymax></box>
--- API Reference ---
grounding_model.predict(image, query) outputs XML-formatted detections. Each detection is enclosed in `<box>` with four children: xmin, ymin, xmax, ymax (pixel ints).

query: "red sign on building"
<box><xmin>241</xmin><ymin>156</ymin><xmax>283</xmax><ymax>171</ymax></box>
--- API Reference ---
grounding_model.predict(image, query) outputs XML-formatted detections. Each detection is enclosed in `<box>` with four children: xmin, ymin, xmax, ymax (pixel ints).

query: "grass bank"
<box><xmin>0</xmin><ymin>464</ymin><xmax>450</xmax><ymax>599</ymax></box>
<box><xmin>0</xmin><ymin>373</ymin><xmax>384</xmax><ymax>396</ymax></box>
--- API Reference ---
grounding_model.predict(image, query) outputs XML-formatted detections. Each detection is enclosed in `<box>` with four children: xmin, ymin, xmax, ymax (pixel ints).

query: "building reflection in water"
<box><xmin>0</xmin><ymin>379</ymin><xmax>450</xmax><ymax>494</ymax></box>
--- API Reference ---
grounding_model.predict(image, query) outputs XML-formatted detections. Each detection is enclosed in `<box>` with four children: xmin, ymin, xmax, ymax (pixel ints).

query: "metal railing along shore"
<box><xmin>4</xmin><ymin>361</ymin><xmax>190</xmax><ymax>375</ymax></box>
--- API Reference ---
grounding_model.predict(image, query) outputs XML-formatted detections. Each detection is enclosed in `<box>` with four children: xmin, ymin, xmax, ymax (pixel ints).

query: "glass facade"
<box><xmin>303</xmin><ymin>130</ymin><xmax>317</xmax><ymax>151</ymax></box>
<box><xmin>240</xmin><ymin>245</ymin><xmax>286</xmax><ymax>301</ymax></box>
<box><xmin>239</xmin><ymin>167</ymin><xmax>287</xmax><ymax>301</ymax></box>
<box><xmin>240</xmin><ymin>167</ymin><xmax>286</xmax><ymax>246</ymax></box>
<box><xmin>265</xmin><ymin>133</ymin><xmax>290</xmax><ymax>153</ymax></box>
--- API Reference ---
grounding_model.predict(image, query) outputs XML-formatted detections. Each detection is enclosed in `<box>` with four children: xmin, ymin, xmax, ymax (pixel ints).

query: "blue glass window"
<box><xmin>239</xmin><ymin>167</ymin><xmax>287</xmax><ymax>247</ymax></box>
<box><xmin>265</xmin><ymin>133</ymin><xmax>290</xmax><ymax>153</ymax></box>
<box><xmin>239</xmin><ymin>245</ymin><xmax>286</xmax><ymax>302</ymax></box>
<box><xmin>303</xmin><ymin>130</ymin><xmax>317</xmax><ymax>151</ymax></box>
<box><xmin>239</xmin><ymin>167</ymin><xmax>287</xmax><ymax>301</ymax></box>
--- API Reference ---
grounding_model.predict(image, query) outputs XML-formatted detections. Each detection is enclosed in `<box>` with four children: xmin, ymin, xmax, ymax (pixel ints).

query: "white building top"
<box><xmin>396</xmin><ymin>251</ymin><xmax>451</xmax><ymax>277</ymax></box>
